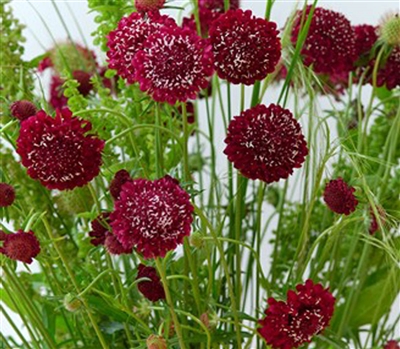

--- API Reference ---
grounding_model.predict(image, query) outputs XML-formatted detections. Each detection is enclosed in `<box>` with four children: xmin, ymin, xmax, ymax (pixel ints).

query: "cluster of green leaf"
<box><xmin>0</xmin><ymin>0</ymin><xmax>33</xmax><ymax>102</ymax></box>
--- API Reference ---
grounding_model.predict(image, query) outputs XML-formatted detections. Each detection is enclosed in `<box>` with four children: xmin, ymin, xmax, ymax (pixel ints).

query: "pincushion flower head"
<box><xmin>209</xmin><ymin>9</ymin><xmax>281</xmax><ymax>85</ymax></box>
<box><xmin>135</xmin><ymin>0</ymin><xmax>165</xmax><ymax>13</ymax></box>
<box><xmin>106</xmin><ymin>11</ymin><xmax>176</xmax><ymax>84</ymax></box>
<box><xmin>10</xmin><ymin>100</ymin><xmax>37</xmax><ymax>122</ymax></box>
<box><xmin>258</xmin><ymin>279</ymin><xmax>335</xmax><ymax>349</ymax></box>
<box><xmin>16</xmin><ymin>108</ymin><xmax>105</xmax><ymax>191</ymax></box>
<box><xmin>0</xmin><ymin>230</ymin><xmax>41</xmax><ymax>264</ymax></box>
<box><xmin>110</xmin><ymin>175</ymin><xmax>194</xmax><ymax>258</ymax></box>
<box><xmin>0</xmin><ymin>183</ymin><xmax>16</xmax><ymax>207</ymax></box>
<box><xmin>323</xmin><ymin>178</ymin><xmax>358</xmax><ymax>215</ymax></box>
<box><xmin>291</xmin><ymin>6</ymin><xmax>356</xmax><ymax>75</ymax></box>
<box><xmin>133</xmin><ymin>25</ymin><xmax>214</xmax><ymax>104</ymax></box>
<box><xmin>224</xmin><ymin>104</ymin><xmax>308</xmax><ymax>184</ymax></box>
<box><xmin>136</xmin><ymin>264</ymin><xmax>165</xmax><ymax>302</ymax></box>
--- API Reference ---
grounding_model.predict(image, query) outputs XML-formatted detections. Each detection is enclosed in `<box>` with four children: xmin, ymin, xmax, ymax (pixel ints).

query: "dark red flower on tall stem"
<box><xmin>0</xmin><ymin>183</ymin><xmax>16</xmax><ymax>207</ymax></box>
<box><xmin>0</xmin><ymin>230</ymin><xmax>41</xmax><ymax>264</ymax></box>
<box><xmin>291</xmin><ymin>6</ymin><xmax>356</xmax><ymax>75</ymax></box>
<box><xmin>323</xmin><ymin>178</ymin><xmax>358</xmax><ymax>215</ymax></box>
<box><xmin>16</xmin><ymin>108</ymin><xmax>105</xmax><ymax>191</ymax></box>
<box><xmin>224</xmin><ymin>104</ymin><xmax>308</xmax><ymax>183</ymax></box>
<box><xmin>106</xmin><ymin>11</ymin><xmax>176</xmax><ymax>84</ymax></box>
<box><xmin>209</xmin><ymin>9</ymin><xmax>281</xmax><ymax>85</ymax></box>
<box><xmin>258</xmin><ymin>279</ymin><xmax>335</xmax><ymax>349</ymax></box>
<box><xmin>110</xmin><ymin>175</ymin><xmax>194</xmax><ymax>258</ymax></box>
<box><xmin>133</xmin><ymin>25</ymin><xmax>214</xmax><ymax>104</ymax></box>
<box><xmin>136</xmin><ymin>264</ymin><xmax>165</xmax><ymax>302</ymax></box>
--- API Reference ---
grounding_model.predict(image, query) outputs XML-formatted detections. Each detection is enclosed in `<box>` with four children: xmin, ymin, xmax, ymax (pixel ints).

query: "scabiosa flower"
<box><xmin>110</xmin><ymin>175</ymin><xmax>194</xmax><ymax>258</ymax></box>
<box><xmin>10</xmin><ymin>100</ymin><xmax>37</xmax><ymax>122</ymax></box>
<box><xmin>146</xmin><ymin>334</ymin><xmax>167</xmax><ymax>349</ymax></box>
<box><xmin>323</xmin><ymin>178</ymin><xmax>358</xmax><ymax>215</ymax></box>
<box><xmin>109</xmin><ymin>170</ymin><xmax>132</xmax><ymax>201</ymax></box>
<box><xmin>137</xmin><ymin>264</ymin><xmax>165</xmax><ymax>302</ymax></box>
<box><xmin>49</xmin><ymin>75</ymin><xmax>68</xmax><ymax>109</ymax></box>
<box><xmin>16</xmin><ymin>108</ymin><xmax>105</xmax><ymax>191</ymax></box>
<box><xmin>354</xmin><ymin>25</ymin><xmax>378</xmax><ymax>58</ymax></box>
<box><xmin>0</xmin><ymin>183</ymin><xmax>15</xmax><ymax>207</ymax></box>
<box><xmin>133</xmin><ymin>25</ymin><xmax>214</xmax><ymax>104</ymax></box>
<box><xmin>210</xmin><ymin>9</ymin><xmax>281</xmax><ymax>85</ymax></box>
<box><xmin>106</xmin><ymin>11</ymin><xmax>176</xmax><ymax>84</ymax></box>
<box><xmin>291</xmin><ymin>6</ymin><xmax>356</xmax><ymax>75</ymax></box>
<box><xmin>258</xmin><ymin>279</ymin><xmax>335</xmax><ymax>349</ymax></box>
<box><xmin>376</xmin><ymin>46</ymin><xmax>400</xmax><ymax>90</ymax></box>
<box><xmin>224</xmin><ymin>104</ymin><xmax>308</xmax><ymax>183</ymax></box>
<box><xmin>384</xmin><ymin>340</ymin><xmax>400</xmax><ymax>349</ymax></box>
<box><xmin>0</xmin><ymin>230</ymin><xmax>41</xmax><ymax>264</ymax></box>
<box><xmin>135</xmin><ymin>0</ymin><xmax>165</xmax><ymax>12</ymax></box>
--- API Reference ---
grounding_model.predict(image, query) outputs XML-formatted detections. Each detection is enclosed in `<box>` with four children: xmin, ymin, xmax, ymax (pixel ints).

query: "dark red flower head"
<box><xmin>10</xmin><ymin>100</ymin><xmax>38</xmax><ymax>122</ymax></box>
<box><xmin>384</xmin><ymin>340</ymin><xmax>400</xmax><ymax>349</ymax></box>
<box><xmin>224</xmin><ymin>104</ymin><xmax>308</xmax><ymax>183</ymax></box>
<box><xmin>0</xmin><ymin>183</ymin><xmax>16</xmax><ymax>207</ymax></box>
<box><xmin>0</xmin><ymin>230</ymin><xmax>41</xmax><ymax>264</ymax></box>
<box><xmin>72</xmin><ymin>70</ymin><xmax>93</xmax><ymax>96</ymax></box>
<box><xmin>135</xmin><ymin>0</ymin><xmax>165</xmax><ymax>12</ymax></box>
<box><xmin>136</xmin><ymin>264</ymin><xmax>165</xmax><ymax>302</ymax></box>
<box><xmin>369</xmin><ymin>206</ymin><xmax>386</xmax><ymax>235</ymax></box>
<box><xmin>353</xmin><ymin>24</ymin><xmax>378</xmax><ymax>58</ymax></box>
<box><xmin>199</xmin><ymin>0</ymin><xmax>240</xmax><ymax>12</ymax></box>
<box><xmin>291</xmin><ymin>6</ymin><xmax>356</xmax><ymax>75</ymax></box>
<box><xmin>133</xmin><ymin>25</ymin><xmax>214</xmax><ymax>104</ymax></box>
<box><xmin>110</xmin><ymin>175</ymin><xmax>194</xmax><ymax>258</ymax></box>
<box><xmin>16</xmin><ymin>108</ymin><xmax>105</xmax><ymax>191</ymax></box>
<box><xmin>376</xmin><ymin>46</ymin><xmax>400</xmax><ymax>90</ymax></box>
<box><xmin>258</xmin><ymin>279</ymin><xmax>335</xmax><ymax>349</ymax></box>
<box><xmin>49</xmin><ymin>75</ymin><xmax>68</xmax><ymax>110</ymax></box>
<box><xmin>107</xmin><ymin>11</ymin><xmax>176</xmax><ymax>84</ymax></box>
<box><xmin>209</xmin><ymin>9</ymin><xmax>281</xmax><ymax>85</ymax></box>
<box><xmin>109</xmin><ymin>170</ymin><xmax>132</xmax><ymax>201</ymax></box>
<box><xmin>323</xmin><ymin>178</ymin><xmax>358</xmax><ymax>215</ymax></box>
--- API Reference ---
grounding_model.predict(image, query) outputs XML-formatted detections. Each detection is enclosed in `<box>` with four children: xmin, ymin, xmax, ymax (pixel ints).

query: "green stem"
<box><xmin>41</xmin><ymin>216</ymin><xmax>109</xmax><ymax>349</ymax></box>
<box><xmin>155</xmin><ymin>258</ymin><xmax>187</xmax><ymax>349</ymax></box>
